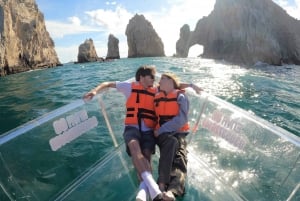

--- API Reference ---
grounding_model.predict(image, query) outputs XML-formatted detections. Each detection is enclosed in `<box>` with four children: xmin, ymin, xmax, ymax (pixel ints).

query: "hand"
<box><xmin>154</xmin><ymin>130</ymin><xmax>159</xmax><ymax>137</ymax></box>
<box><xmin>82</xmin><ymin>91</ymin><xmax>96</xmax><ymax>102</ymax></box>
<box><xmin>190</xmin><ymin>84</ymin><xmax>203</xmax><ymax>94</ymax></box>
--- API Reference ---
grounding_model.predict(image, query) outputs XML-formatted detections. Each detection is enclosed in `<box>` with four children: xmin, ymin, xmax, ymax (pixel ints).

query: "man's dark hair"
<box><xmin>135</xmin><ymin>65</ymin><xmax>156</xmax><ymax>81</ymax></box>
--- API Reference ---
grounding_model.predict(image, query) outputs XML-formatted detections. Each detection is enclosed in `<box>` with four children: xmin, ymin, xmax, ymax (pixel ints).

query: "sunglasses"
<box><xmin>147</xmin><ymin>74</ymin><xmax>155</xmax><ymax>79</ymax></box>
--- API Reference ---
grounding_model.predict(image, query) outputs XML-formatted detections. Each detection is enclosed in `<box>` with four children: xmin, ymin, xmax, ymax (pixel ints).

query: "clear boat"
<box><xmin>0</xmin><ymin>79</ymin><xmax>299</xmax><ymax>201</ymax></box>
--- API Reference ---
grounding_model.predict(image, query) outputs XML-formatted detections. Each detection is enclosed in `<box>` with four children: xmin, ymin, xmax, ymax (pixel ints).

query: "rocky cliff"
<box><xmin>106</xmin><ymin>34</ymin><xmax>120</xmax><ymax>59</ymax></box>
<box><xmin>0</xmin><ymin>0</ymin><xmax>60</xmax><ymax>76</ymax></box>
<box><xmin>176</xmin><ymin>0</ymin><xmax>300</xmax><ymax>66</ymax></box>
<box><xmin>77</xmin><ymin>38</ymin><xmax>102</xmax><ymax>63</ymax></box>
<box><xmin>126</xmin><ymin>14</ymin><xmax>165</xmax><ymax>58</ymax></box>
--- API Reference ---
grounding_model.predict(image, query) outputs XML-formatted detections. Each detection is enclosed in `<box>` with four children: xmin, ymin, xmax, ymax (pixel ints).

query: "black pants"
<box><xmin>157</xmin><ymin>132</ymin><xmax>188</xmax><ymax>196</ymax></box>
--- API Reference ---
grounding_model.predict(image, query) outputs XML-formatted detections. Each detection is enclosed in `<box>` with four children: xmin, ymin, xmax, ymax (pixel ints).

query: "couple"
<box><xmin>83</xmin><ymin>65</ymin><xmax>202</xmax><ymax>201</ymax></box>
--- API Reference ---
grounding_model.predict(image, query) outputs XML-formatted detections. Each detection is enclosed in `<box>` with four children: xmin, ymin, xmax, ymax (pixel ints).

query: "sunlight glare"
<box><xmin>188</xmin><ymin>44</ymin><xmax>204</xmax><ymax>57</ymax></box>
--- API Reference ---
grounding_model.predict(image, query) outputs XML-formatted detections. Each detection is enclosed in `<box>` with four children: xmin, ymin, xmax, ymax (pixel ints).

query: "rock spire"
<box><xmin>106</xmin><ymin>34</ymin><xmax>120</xmax><ymax>59</ymax></box>
<box><xmin>126</xmin><ymin>14</ymin><xmax>165</xmax><ymax>58</ymax></box>
<box><xmin>77</xmin><ymin>38</ymin><xmax>102</xmax><ymax>63</ymax></box>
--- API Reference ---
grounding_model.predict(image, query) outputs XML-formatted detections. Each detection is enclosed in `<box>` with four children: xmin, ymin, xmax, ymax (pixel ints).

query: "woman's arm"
<box><xmin>179</xmin><ymin>83</ymin><xmax>203</xmax><ymax>94</ymax></box>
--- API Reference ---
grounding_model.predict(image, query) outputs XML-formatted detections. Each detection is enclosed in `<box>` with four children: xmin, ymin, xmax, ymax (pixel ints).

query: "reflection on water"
<box><xmin>0</xmin><ymin>57</ymin><xmax>299</xmax><ymax>137</ymax></box>
<box><xmin>0</xmin><ymin>65</ymin><xmax>299</xmax><ymax>201</ymax></box>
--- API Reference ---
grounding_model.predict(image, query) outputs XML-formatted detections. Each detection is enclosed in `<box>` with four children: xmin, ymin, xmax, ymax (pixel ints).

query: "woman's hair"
<box><xmin>162</xmin><ymin>72</ymin><xmax>180</xmax><ymax>89</ymax></box>
<box><xmin>135</xmin><ymin>65</ymin><xmax>156</xmax><ymax>81</ymax></box>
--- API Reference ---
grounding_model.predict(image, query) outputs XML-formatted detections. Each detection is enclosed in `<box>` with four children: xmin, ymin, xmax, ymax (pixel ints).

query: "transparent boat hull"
<box><xmin>1</xmin><ymin>86</ymin><xmax>299</xmax><ymax>201</ymax></box>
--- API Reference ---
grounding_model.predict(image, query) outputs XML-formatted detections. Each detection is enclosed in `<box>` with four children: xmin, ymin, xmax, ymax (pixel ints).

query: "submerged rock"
<box><xmin>176</xmin><ymin>0</ymin><xmax>300</xmax><ymax>66</ymax></box>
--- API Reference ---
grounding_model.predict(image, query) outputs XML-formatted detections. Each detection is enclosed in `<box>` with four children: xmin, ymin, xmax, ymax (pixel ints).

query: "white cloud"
<box><xmin>81</xmin><ymin>5</ymin><xmax>133</xmax><ymax>58</ymax></box>
<box><xmin>68</xmin><ymin>16</ymin><xmax>81</xmax><ymax>26</ymax></box>
<box><xmin>85</xmin><ymin>5</ymin><xmax>133</xmax><ymax>36</ymax></box>
<box><xmin>45</xmin><ymin>18</ymin><xmax>102</xmax><ymax>38</ymax></box>
<box><xmin>55</xmin><ymin>45</ymin><xmax>78</xmax><ymax>63</ymax></box>
<box><xmin>274</xmin><ymin>0</ymin><xmax>300</xmax><ymax>19</ymax></box>
<box><xmin>105</xmin><ymin>1</ymin><xmax>117</xmax><ymax>6</ymax></box>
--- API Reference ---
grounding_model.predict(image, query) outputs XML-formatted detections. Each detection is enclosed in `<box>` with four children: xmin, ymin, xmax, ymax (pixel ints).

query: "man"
<box><xmin>83</xmin><ymin>65</ymin><xmax>164</xmax><ymax>201</ymax></box>
<box><xmin>154</xmin><ymin>72</ymin><xmax>191</xmax><ymax>201</ymax></box>
<box><xmin>83</xmin><ymin>66</ymin><xmax>202</xmax><ymax>201</ymax></box>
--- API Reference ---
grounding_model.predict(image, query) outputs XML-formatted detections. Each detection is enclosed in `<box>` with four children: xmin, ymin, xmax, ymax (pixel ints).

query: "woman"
<box><xmin>154</xmin><ymin>72</ymin><xmax>190</xmax><ymax>201</ymax></box>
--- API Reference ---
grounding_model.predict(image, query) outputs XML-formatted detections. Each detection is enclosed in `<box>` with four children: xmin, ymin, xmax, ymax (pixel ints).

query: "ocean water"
<box><xmin>0</xmin><ymin>57</ymin><xmax>299</xmax><ymax>201</ymax></box>
<box><xmin>0</xmin><ymin>57</ymin><xmax>299</xmax><ymax>137</ymax></box>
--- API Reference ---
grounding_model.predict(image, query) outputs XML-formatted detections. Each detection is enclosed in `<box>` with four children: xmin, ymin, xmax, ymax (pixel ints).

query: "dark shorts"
<box><xmin>123</xmin><ymin>126</ymin><xmax>156</xmax><ymax>156</ymax></box>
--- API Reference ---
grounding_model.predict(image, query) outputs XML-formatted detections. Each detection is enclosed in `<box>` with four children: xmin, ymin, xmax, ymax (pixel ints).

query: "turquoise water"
<box><xmin>0</xmin><ymin>57</ymin><xmax>299</xmax><ymax>201</ymax></box>
<box><xmin>1</xmin><ymin>57</ymin><xmax>299</xmax><ymax>137</ymax></box>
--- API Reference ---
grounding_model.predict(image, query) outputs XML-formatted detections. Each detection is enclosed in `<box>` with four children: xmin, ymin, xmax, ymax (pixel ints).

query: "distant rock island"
<box><xmin>176</xmin><ymin>0</ymin><xmax>300</xmax><ymax>66</ymax></box>
<box><xmin>76</xmin><ymin>14</ymin><xmax>165</xmax><ymax>63</ymax></box>
<box><xmin>77</xmin><ymin>39</ymin><xmax>104</xmax><ymax>63</ymax></box>
<box><xmin>106</xmin><ymin>34</ymin><xmax>120</xmax><ymax>60</ymax></box>
<box><xmin>0</xmin><ymin>0</ymin><xmax>61</xmax><ymax>76</ymax></box>
<box><xmin>77</xmin><ymin>35</ymin><xmax>119</xmax><ymax>63</ymax></box>
<box><xmin>126</xmin><ymin>14</ymin><xmax>165</xmax><ymax>58</ymax></box>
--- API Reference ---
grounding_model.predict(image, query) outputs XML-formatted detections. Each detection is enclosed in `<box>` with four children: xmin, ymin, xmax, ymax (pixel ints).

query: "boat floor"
<box><xmin>53</xmin><ymin>144</ymin><xmax>243</xmax><ymax>201</ymax></box>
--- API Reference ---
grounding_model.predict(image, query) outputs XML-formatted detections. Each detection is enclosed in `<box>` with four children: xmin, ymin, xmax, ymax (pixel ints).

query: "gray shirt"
<box><xmin>157</xmin><ymin>93</ymin><xmax>189</xmax><ymax>135</ymax></box>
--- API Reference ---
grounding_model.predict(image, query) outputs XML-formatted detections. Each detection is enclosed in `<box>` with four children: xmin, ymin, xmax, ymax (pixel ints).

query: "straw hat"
<box><xmin>162</xmin><ymin>72</ymin><xmax>180</xmax><ymax>89</ymax></box>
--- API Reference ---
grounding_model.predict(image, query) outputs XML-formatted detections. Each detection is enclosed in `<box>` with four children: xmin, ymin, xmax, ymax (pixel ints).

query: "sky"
<box><xmin>35</xmin><ymin>0</ymin><xmax>300</xmax><ymax>63</ymax></box>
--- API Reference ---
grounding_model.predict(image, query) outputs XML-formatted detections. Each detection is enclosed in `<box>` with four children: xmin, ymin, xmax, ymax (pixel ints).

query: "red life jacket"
<box><xmin>125</xmin><ymin>82</ymin><xmax>157</xmax><ymax>129</ymax></box>
<box><xmin>154</xmin><ymin>89</ymin><xmax>189</xmax><ymax>132</ymax></box>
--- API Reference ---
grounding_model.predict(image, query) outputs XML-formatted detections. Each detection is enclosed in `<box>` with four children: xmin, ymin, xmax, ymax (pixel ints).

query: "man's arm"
<box><xmin>83</xmin><ymin>81</ymin><xmax>116</xmax><ymax>101</ymax></box>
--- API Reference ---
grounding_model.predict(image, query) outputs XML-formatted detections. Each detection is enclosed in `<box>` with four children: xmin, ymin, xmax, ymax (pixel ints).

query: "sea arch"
<box><xmin>188</xmin><ymin>44</ymin><xmax>204</xmax><ymax>58</ymax></box>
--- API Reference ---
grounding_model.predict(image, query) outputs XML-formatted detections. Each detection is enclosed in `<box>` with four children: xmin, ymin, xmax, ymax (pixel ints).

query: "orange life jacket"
<box><xmin>154</xmin><ymin>89</ymin><xmax>189</xmax><ymax>132</ymax></box>
<box><xmin>125</xmin><ymin>82</ymin><xmax>157</xmax><ymax>129</ymax></box>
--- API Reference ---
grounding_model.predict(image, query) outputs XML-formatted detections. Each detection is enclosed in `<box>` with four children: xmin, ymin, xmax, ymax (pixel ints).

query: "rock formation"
<box><xmin>176</xmin><ymin>0</ymin><xmax>300</xmax><ymax>66</ymax></box>
<box><xmin>176</xmin><ymin>24</ymin><xmax>191</xmax><ymax>58</ymax></box>
<box><xmin>0</xmin><ymin>0</ymin><xmax>61</xmax><ymax>76</ymax></box>
<box><xmin>126</xmin><ymin>14</ymin><xmax>165</xmax><ymax>58</ymax></box>
<box><xmin>77</xmin><ymin>38</ymin><xmax>102</xmax><ymax>63</ymax></box>
<box><xmin>106</xmin><ymin>34</ymin><xmax>120</xmax><ymax>59</ymax></box>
